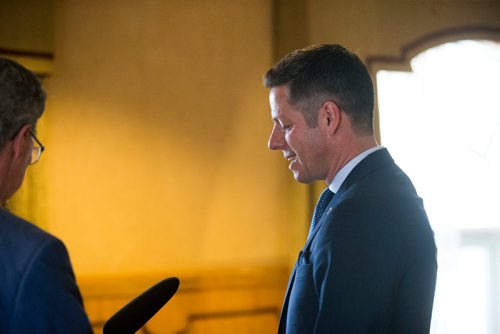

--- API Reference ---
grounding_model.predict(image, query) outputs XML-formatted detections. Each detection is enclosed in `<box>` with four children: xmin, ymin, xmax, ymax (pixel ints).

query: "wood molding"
<box><xmin>0</xmin><ymin>47</ymin><xmax>53</xmax><ymax>59</ymax></box>
<box><xmin>0</xmin><ymin>47</ymin><xmax>54</xmax><ymax>77</ymax></box>
<box><xmin>80</xmin><ymin>265</ymin><xmax>289</xmax><ymax>334</ymax></box>
<box><xmin>366</xmin><ymin>25</ymin><xmax>500</xmax><ymax>72</ymax></box>
<box><xmin>177</xmin><ymin>307</ymin><xmax>281</xmax><ymax>334</ymax></box>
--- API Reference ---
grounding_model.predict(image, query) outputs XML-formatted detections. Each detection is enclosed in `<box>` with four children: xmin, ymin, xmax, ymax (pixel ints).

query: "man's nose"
<box><xmin>268</xmin><ymin>124</ymin><xmax>286</xmax><ymax>150</ymax></box>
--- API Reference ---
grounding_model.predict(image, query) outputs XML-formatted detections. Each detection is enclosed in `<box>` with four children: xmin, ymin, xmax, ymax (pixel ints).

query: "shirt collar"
<box><xmin>329</xmin><ymin>146</ymin><xmax>384</xmax><ymax>193</ymax></box>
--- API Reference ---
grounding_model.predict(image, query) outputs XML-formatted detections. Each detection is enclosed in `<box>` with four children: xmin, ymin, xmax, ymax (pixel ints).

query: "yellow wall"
<box><xmin>1</xmin><ymin>0</ymin><xmax>499</xmax><ymax>332</ymax></box>
<box><xmin>41</xmin><ymin>0</ymin><xmax>304</xmax><ymax>276</ymax></box>
<box><xmin>5</xmin><ymin>0</ymin><xmax>497</xmax><ymax>277</ymax></box>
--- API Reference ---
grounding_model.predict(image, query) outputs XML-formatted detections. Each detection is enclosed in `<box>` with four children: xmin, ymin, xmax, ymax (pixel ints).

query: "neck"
<box><xmin>325</xmin><ymin>134</ymin><xmax>378</xmax><ymax>185</ymax></box>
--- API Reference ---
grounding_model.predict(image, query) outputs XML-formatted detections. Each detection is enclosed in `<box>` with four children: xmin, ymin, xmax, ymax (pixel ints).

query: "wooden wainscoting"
<box><xmin>79</xmin><ymin>265</ymin><xmax>290</xmax><ymax>334</ymax></box>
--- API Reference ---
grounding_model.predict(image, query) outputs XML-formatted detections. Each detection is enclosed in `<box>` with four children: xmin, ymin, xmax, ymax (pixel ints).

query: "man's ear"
<box><xmin>10</xmin><ymin>124</ymin><xmax>32</xmax><ymax>160</ymax></box>
<box><xmin>321</xmin><ymin>100</ymin><xmax>342</xmax><ymax>134</ymax></box>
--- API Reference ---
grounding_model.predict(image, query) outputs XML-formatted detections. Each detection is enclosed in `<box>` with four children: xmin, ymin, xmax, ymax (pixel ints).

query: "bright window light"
<box><xmin>377</xmin><ymin>40</ymin><xmax>500</xmax><ymax>334</ymax></box>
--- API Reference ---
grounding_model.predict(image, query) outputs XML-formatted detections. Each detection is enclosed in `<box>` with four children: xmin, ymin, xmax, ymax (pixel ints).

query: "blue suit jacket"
<box><xmin>279</xmin><ymin>149</ymin><xmax>437</xmax><ymax>333</ymax></box>
<box><xmin>0</xmin><ymin>210</ymin><xmax>92</xmax><ymax>333</ymax></box>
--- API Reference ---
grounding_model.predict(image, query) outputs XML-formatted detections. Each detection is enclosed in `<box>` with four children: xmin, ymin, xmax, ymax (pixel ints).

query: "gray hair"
<box><xmin>0</xmin><ymin>57</ymin><xmax>46</xmax><ymax>149</ymax></box>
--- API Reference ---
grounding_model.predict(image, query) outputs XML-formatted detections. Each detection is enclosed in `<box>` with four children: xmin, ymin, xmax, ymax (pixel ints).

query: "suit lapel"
<box><xmin>304</xmin><ymin>149</ymin><xmax>394</xmax><ymax>248</ymax></box>
<box><xmin>278</xmin><ymin>262</ymin><xmax>297</xmax><ymax>333</ymax></box>
<box><xmin>339</xmin><ymin>148</ymin><xmax>393</xmax><ymax>192</ymax></box>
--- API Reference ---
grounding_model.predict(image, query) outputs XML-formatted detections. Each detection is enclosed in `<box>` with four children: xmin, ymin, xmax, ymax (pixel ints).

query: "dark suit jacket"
<box><xmin>0</xmin><ymin>210</ymin><xmax>93</xmax><ymax>333</ymax></box>
<box><xmin>279</xmin><ymin>149</ymin><xmax>437</xmax><ymax>334</ymax></box>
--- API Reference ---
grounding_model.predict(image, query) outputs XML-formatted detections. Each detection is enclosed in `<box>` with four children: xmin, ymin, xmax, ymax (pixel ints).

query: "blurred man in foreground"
<box><xmin>0</xmin><ymin>57</ymin><xmax>92</xmax><ymax>333</ymax></box>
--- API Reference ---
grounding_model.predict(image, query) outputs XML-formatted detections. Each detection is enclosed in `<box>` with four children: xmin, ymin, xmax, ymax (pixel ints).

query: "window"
<box><xmin>377</xmin><ymin>40</ymin><xmax>500</xmax><ymax>334</ymax></box>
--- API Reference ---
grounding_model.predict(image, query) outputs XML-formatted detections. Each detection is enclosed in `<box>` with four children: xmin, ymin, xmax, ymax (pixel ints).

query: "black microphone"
<box><xmin>103</xmin><ymin>277</ymin><xmax>180</xmax><ymax>334</ymax></box>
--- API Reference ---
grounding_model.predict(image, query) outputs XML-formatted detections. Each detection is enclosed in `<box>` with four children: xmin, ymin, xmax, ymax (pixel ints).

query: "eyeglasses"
<box><xmin>29</xmin><ymin>130</ymin><xmax>45</xmax><ymax>165</ymax></box>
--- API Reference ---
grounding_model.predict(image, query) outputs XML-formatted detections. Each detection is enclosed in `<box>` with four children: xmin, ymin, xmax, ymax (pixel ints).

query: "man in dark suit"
<box><xmin>0</xmin><ymin>57</ymin><xmax>92</xmax><ymax>333</ymax></box>
<box><xmin>265</xmin><ymin>45</ymin><xmax>437</xmax><ymax>333</ymax></box>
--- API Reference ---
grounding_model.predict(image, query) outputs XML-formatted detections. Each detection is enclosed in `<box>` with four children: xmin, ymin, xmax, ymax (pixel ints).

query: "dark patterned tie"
<box><xmin>308</xmin><ymin>188</ymin><xmax>334</xmax><ymax>238</ymax></box>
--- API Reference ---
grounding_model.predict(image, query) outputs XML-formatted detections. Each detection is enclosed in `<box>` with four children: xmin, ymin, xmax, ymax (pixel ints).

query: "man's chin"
<box><xmin>292</xmin><ymin>171</ymin><xmax>314</xmax><ymax>184</ymax></box>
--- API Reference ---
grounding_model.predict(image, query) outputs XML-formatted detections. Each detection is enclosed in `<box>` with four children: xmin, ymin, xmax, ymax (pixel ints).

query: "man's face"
<box><xmin>268</xmin><ymin>85</ymin><xmax>329</xmax><ymax>183</ymax></box>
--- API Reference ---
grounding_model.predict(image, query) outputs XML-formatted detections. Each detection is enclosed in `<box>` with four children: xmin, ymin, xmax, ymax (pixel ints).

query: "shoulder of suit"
<box><xmin>0</xmin><ymin>210</ymin><xmax>61</xmax><ymax>261</ymax></box>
